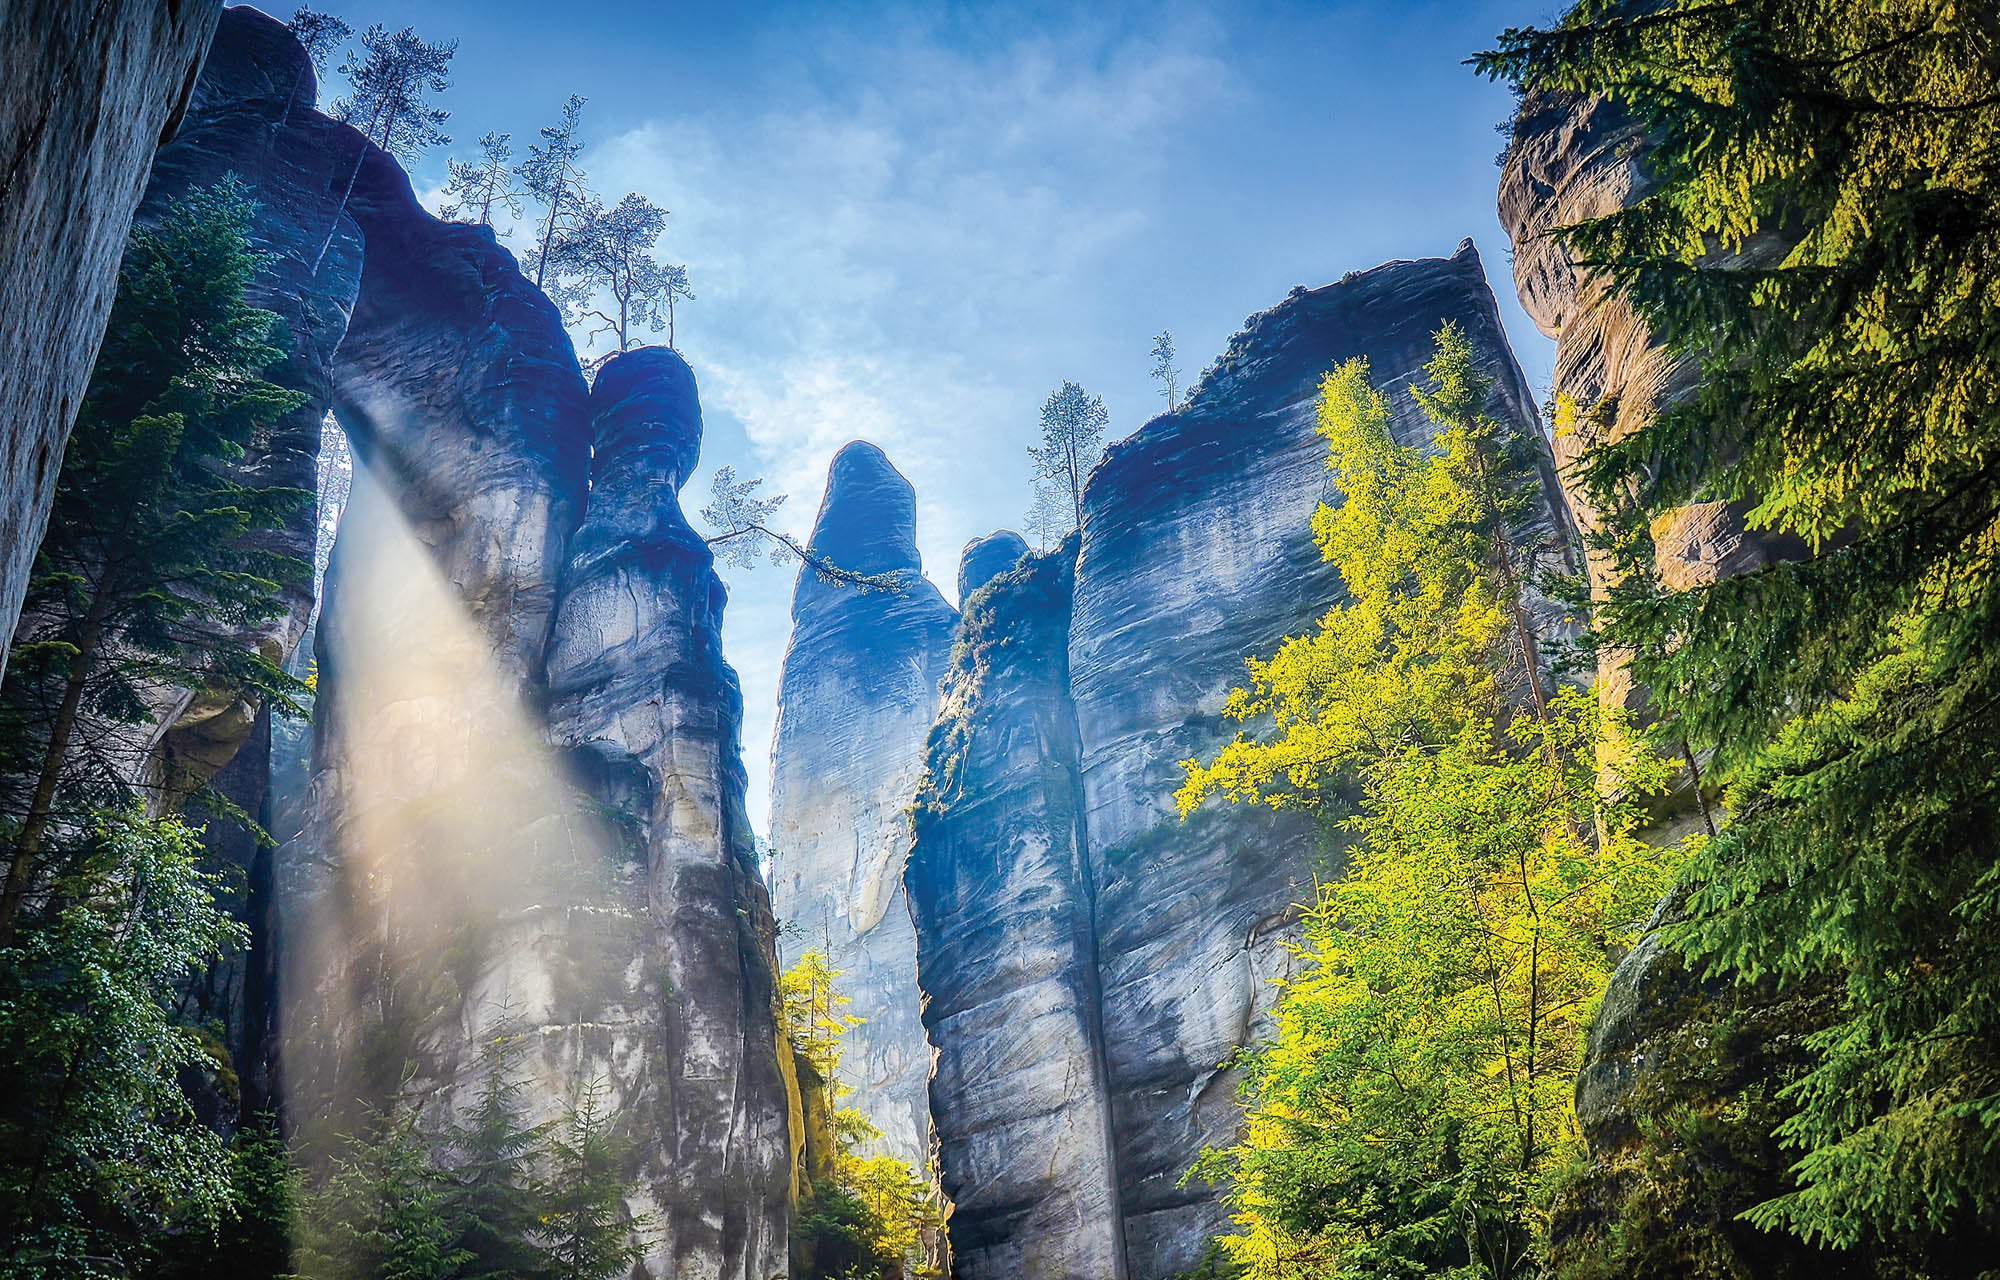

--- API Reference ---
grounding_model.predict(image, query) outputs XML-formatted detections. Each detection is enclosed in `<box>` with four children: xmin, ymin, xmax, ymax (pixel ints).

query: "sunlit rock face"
<box><xmin>904</xmin><ymin>246</ymin><xmax>1578</xmax><ymax>1278</ymax></box>
<box><xmin>768</xmin><ymin>442</ymin><xmax>959</xmax><ymax>1167</ymax></box>
<box><xmin>0</xmin><ymin>0</ymin><xmax>221</xmax><ymax>682</ymax></box>
<box><xmin>144</xmin><ymin>15</ymin><xmax>790</xmax><ymax>1275</ymax></box>
<box><xmin>1497</xmin><ymin>90</ymin><xmax>1801</xmax><ymax>715</ymax></box>
<box><xmin>546</xmin><ymin>348</ymin><xmax>792</xmax><ymax>1280</ymax></box>
<box><xmin>906</xmin><ymin>541</ymin><xmax>1127</xmax><ymax>1280</ymax></box>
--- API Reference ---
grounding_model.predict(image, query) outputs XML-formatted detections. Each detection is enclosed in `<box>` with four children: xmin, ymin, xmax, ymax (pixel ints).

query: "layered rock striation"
<box><xmin>0</xmin><ymin>0</ymin><xmax>222</xmax><ymax>680</ymax></box>
<box><xmin>768</xmin><ymin>442</ymin><xmax>960</xmax><ymax>1166</ymax></box>
<box><xmin>903</xmin><ymin>244</ymin><xmax>1579</xmax><ymax>1278</ymax></box>
<box><xmin>546</xmin><ymin>348</ymin><xmax>791</xmax><ymax>1279</ymax></box>
<box><xmin>906</xmin><ymin>540</ymin><xmax>1125</xmax><ymax>1280</ymax></box>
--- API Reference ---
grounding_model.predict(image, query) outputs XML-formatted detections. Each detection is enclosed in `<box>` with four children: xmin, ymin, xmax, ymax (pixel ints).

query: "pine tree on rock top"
<box><xmin>332</xmin><ymin>25</ymin><xmax>455</xmax><ymax>164</ymax></box>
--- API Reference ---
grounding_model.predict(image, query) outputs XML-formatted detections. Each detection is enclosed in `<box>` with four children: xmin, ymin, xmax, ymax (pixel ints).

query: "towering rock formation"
<box><xmin>112</xmin><ymin>13</ymin><xmax>793</xmax><ymax>1273</ymax></box>
<box><xmin>545</xmin><ymin>348</ymin><xmax>791</xmax><ymax>1279</ymax></box>
<box><xmin>907</xmin><ymin>541</ymin><xmax>1126</xmax><ymax>1280</ymax></box>
<box><xmin>1076</xmin><ymin>243</ymin><xmax>1576</xmax><ymax>1276</ymax></box>
<box><xmin>768</xmin><ymin>442</ymin><xmax>959</xmax><ymax>1165</ymax></box>
<box><xmin>904</xmin><ymin>243</ymin><xmax>1579</xmax><ymax>1278</ymax></box>
<box><xmin>0</xmin><ymin>0</ymin><xmax>222</xmax><ymax>680</ymax></box>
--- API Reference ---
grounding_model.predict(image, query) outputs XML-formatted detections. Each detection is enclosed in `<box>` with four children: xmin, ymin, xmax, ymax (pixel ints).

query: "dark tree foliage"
<box><xmin>294</xmin><ymin>1103</ymin><xmax>473</xmax><ymax>1280</ymax></box>
<box><xmin>551</xmin><ymin>192</ymin><xmax>678</xmax><ymax>353</ymax></box>
<box><xmin>288</xmin><ymin>8</ymin><xmax>351</xmax><ymax>75</ymax></box>
<box><xmin>332</xmin><ymin>25</ymin><xmax>456</xmax><ymax>164</ymax></box>
<box><xmin>0</xmin><ymin>180</ymin><xmax>308</xmax><ymax>942</ymax></box>
<box><xmin>536</xmin><ymin>1079</ymin><xmax>644</xmax><ymax>1280</ymax></box>
<box><xmin>146</xmin><ymin>1113</ymin><xmax>301</xmax><ymax>1280</ymax></box>
<box><xmin>440</xmin><ymin>132</ymin><xmax>525</xmax><ymax>230</ymax></box>
<box><xmin>1480</xmin><ymin>0</ymin><xmax>2000</xmax><ymax>1264</ymax></box>
<box><xmin>0</xmin><ymin>812</ymin><xmax>246</xmax><ymax>1279</ymax></box>
<box><xmin>445</xmin><ymin>1033</ymin><xmax>555</xmax><ymax>1280</ymax></box>
<box><xmin>519</xmin><ymin>95</ymin><xmax>594</xmax><ymax>292</ymax></box>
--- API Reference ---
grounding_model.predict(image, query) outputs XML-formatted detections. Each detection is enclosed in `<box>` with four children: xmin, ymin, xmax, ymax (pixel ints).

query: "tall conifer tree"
<box><xmin>0</xmin><ymin>181</ymin><xmax>308</xmax><ymax>942</ymax></box>
<box><xmin>1481</xmin><ymin>2</ymin><xmax>2000</xmax><ymax>1257</ymax></box>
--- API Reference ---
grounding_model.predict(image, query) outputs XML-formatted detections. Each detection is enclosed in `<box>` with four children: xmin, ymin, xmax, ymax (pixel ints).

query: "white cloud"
<box><xmin>554</xmin><ymin>10</ymin><xmax>1235</xmax><ymax>829</ymax></box>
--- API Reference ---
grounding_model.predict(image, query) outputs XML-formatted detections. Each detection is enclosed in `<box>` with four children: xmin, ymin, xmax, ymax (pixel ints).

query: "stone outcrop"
<box><xmin>957</xmin><ymin>530</ymin><xmax>1028</xmax><ymax>602</ymax></box>
<box><xmin>118</xmin><ymin>13</ymin><xmax>792</xmax><ymax>1274</ymax></box>
<box><xmin>545</xmin><ymin>348</ymin><xmax>791</xmax><ymax>1279</ymax></box>
<box><xmin>0</xmin><ymin>0</ymin><xmax>222</xmax><ymax>682</ymax></box>
<box><xmin>768</xmin><ymin>442</ymin><xmax>960</xmax><ymax>1166</ymax></box>
<box><xmin>900</xmin><ymin>245</ymin><xmax>1579</xmax><ymax>1278</ymax></box>
<box><xmin>906</xmin><ymin>541</ymin><xmax>1125</xmax><ymax>1280</ymax></box>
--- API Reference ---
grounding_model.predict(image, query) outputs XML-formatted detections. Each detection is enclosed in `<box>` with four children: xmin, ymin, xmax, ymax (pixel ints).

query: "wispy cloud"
<box><xmin>546</xmin><ymin>8</ymin><xmax>1234</xmax><ymax>826</ymax></box>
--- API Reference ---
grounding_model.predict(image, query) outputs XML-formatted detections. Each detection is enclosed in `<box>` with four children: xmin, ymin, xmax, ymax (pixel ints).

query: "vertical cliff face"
<box><xmin>906</xmin><ymin>541</ymin><xmax>1126</xmax><ymax>1280</ymax></box>
<box><xmin>0</xmin><ymin>0</ymin><xmax>222</xmax><ymax>681</ymax></box>
<box><xmin>7</xmin><ymin>8</ymin><xmax>359</xmax><ymax>1130</ymax></box>
<box><xmin>1071</xmin><ymin>242</ymin><xmax>1577</xmax><ymax>1277</ymax></box>
<box><xmin>768</xmin><ymin>442</ymin><xmax>959</xmax><ymax>1166</ymax></box>
<box><xmin>545</xmin><ymin>348</ymin><xmax>791</xmax><ymax>1279</ymax></box>
<box><xmin>118</xmin><ymin>14</ymin><xmax>791</xmax><ymax>1273</ymax></box>
<box><xmin>895</xmin><ymin>245</ymin><xmax>1578</xmax><ymax>1278</ymax></box>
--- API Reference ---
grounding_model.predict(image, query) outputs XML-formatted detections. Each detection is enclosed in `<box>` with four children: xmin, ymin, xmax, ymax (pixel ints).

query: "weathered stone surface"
<box><xmin>127</xmin><ymin>27</ymin><xmax>358</xmax><ymax>1079</ymax></box>
<box><xmin>545</xmin><ymin>347</ymin><xmax>791</xmax><ymax>1279</ymax></box>
<box><xmin>896</xmin><ymin>248</ymin><xmax>1578</xmax><ymax>1278</ymax></box>
<box><xmin>329</xmin><ymin>142</ymin><xmax>589</xmax><ymax>684</ymax></box>
<box><xmin>957</xmin><ymin>530</ymin><xmax>1029</xmax><ymax>603</ymax></box>
<box><xmin>0</xmin><ymin>0</ymin><xmax>221</xmax><ymax>682</ymax></box>
<box><xmin>1497</xmin><ymin>89</ymin><xmax>1800</xmax><ymax>716</ymax></box>
<box><xmin>1070</xmin><ymin>242</ymin><xmax>1576</xmax><ymax>1277</ymax></box>
<box><xmin>768</xmin><ymin>442</ymin><xmax>959</xmax><ymax>1167</ymax></box>
<box><xmin>907</xmin><ymin>542</ymin><xmax>1126</xmax><ymax>1280</ymax></box>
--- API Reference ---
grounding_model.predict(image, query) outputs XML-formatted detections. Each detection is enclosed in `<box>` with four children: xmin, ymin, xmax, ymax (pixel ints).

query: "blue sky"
<box><xmin>281</xmin><ymin>0</ymin><xmax>1563</xmax><ymax>830</ymax></box>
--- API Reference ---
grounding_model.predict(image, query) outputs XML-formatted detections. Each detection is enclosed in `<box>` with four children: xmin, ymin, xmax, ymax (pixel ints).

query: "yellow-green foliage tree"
<box><xmin>1180</xmin><ymin>330</ymin><xmax>1684</xmax><ymax>1278</ymax></box>
<box><xmin>778</xmin><ymin>951</ymin><xmax>943</xmax><ymax>1280</ymax></box>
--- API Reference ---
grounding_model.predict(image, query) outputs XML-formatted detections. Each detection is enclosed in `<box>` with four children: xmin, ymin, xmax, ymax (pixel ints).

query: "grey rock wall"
<box><xmin>903</xmin><ymin>245</ymin><xmax>1579</xmax><ymax>1278</ymax></box>
<box><xmin>906</xmin><ymin>541</ymin><xmax>1126</xmax><ymax>1280</ymax></box>
<box><xmin>546</xmin><ymin>348</ymin><xmax>791</xmax><ymax>1280</ymax></box>
<box><xmin>768</xmin><ymin>442</ymin><xmax>959</xmax><ymax>1168</ymax></box>
<box><xmin>0</xmin><ymin>0</ymin><xmax>222</xmax><ymax>682</ymax></box>
<box><xmin>138</xmin><ymin>14</ymin><xmax>791</xmax><ymax>1274</ymax></box>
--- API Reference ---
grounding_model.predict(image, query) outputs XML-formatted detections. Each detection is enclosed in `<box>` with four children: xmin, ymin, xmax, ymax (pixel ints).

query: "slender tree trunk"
<box><xmin>667</xmin><ymin>292</ymin><xmax>676</xmax><ymax>348</ymax></box>
<box><xmin>0</xmin><ymin>584</ymin><xmax>112</xmax><ymax>944</ymax></box>
<box><xmin>1681</xmin><ymin>738</ymin><xmax>1718</xmax><ymax>837</ymax></box>
<box><xmin>1474</xmin><ymin>451</ymin><xmax>1550</xmax><ymax>723</ymax></box>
